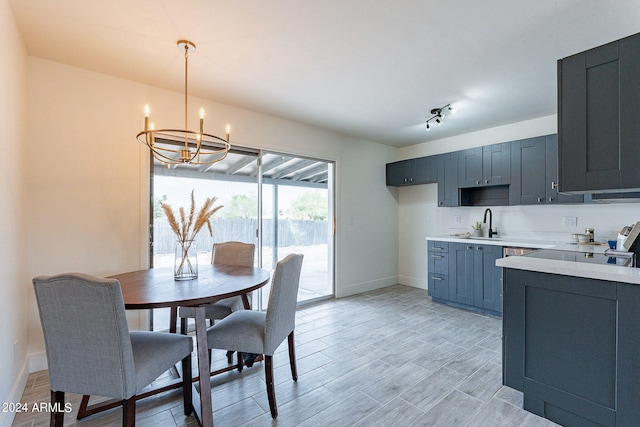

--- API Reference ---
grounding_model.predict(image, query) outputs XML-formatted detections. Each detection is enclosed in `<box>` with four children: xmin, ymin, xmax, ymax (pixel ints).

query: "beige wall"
<box><xmin>23</xmin><ymin>57</ymin><xmax>399</xmax><ymax>372</ymax></box>
<box><xmin>0</xmin><ymin>0</ymin><xmax>28</xmax><ymax>424</ymax></box>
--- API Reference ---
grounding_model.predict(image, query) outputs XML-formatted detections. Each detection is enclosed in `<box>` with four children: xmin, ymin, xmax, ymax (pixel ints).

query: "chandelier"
<box><xmin>425</xmin><ymin>104</ymin><xmax>455</xmax><ymax>131</ymax></box>
<box><xmin>137</xmin><ymin>40</ymin><xmax>231</xmax><ymax>165</ymax></box>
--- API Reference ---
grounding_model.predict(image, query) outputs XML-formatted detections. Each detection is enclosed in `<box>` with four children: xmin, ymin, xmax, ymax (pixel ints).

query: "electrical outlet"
<box><xmin>455</xmin><ymin>215</ymin><xmax>461</xmax><ymax>224</ymax></box>
<box><xmin>563</xmin><ymin>216</ymin><xmax>578</xmax><ymax>227</ymax></box>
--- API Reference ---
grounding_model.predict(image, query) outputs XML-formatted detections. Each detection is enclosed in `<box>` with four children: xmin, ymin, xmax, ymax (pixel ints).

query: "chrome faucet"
<box><xmin>483</xmin><ymin>208</ymin><xmax>497</xmax><ymax>238</ymax></box>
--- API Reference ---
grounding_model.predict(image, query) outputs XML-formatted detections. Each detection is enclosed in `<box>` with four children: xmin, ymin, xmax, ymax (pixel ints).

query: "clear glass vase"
<box><xmin>174</xmin><ymin>240</ymin><xmax>198</xmax><ymax>280</ymax></box>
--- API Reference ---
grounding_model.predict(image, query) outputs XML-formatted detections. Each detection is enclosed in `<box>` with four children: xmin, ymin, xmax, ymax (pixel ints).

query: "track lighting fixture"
<box><xmin>425</xmin><ymin>104</ymin><xmax>455</xmax><ymax>131</ymax></box>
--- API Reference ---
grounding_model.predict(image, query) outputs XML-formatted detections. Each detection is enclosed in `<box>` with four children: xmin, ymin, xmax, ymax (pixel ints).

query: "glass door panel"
<box><xmin>259</xmin><ymin>152</ymin><xmax>334</xmax><ymax>309</ymax></box>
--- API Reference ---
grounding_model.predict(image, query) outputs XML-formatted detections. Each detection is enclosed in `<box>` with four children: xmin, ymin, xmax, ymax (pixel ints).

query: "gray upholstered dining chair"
<box><xmin>178</xmin><ymin>241</ymin><xmax>255</xmax><ymax>365</ymax></box>
<box><xmin>206</xmin><ymin>253</ymin><xmax>304</xmax><ymax>418</ymax></box>
<box><xmin>33</xmin><ymin>273</ymin><xmax>193</xmax><ymax>427</ymax></box>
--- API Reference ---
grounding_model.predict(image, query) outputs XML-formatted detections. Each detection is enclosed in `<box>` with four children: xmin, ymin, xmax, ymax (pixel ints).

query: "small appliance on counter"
<box><xmin>623</xmin><ymin>222</ymin><xmax>640</xmax><ymax>256</ymax></box>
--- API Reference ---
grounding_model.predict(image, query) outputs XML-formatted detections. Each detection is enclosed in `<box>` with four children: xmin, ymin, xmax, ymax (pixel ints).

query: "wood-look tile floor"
<box><xmin>13</xmin><ymin>285</ymin><xmax>559</xmax><ymax>426</ymax></box>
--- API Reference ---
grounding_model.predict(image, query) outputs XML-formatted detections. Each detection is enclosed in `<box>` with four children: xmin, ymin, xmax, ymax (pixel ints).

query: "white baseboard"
<box><xmin>335</xmin><ymin>275</ymin><xmax>398</xmax><ymax>298</ymax></box>
<box><xmin>0</xmin><ymin>358</ymin><xmax>29</xmax><ymax>427</ymax></box>
<box><xmin>398</xmin><ymin>275</ymin><xmax>427</xmax><ymax>290</ymax></box>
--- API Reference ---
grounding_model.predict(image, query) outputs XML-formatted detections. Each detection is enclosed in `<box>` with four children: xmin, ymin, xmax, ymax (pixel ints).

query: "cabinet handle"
<box><xmin>551</xmin><ymin>181</ymin><xmax>558</xmax><ymax>189</ymax></box>
<box><xmin>476</xmin><ymin>180</ymin><xmax>481</xmax><ymax>185</ymax></box>
<box><xmin>431</xmin><ymin>254</ymin><xmax>444</xmax><ymax>259</ymax></box>
<box><xmin>485</xmin><ymin>179</ymin><xmax>489</xmax><ymax>184</ymax></box>
<box><xmin>548</xmin><ymin>197</ymin><xmax>553</xmax><ymax>202</ymax></box>
<box><xmin>432</xmin><ymin>246</ymin><xmax>444</xmax><ymax>251</ymax></box>
<box><xmin>476</xmin><ymin>246</ymin><xmax>483</xmax><ymax>250</ymax></box>
<box><xmin>404</xmin><ymin>178</ymin><xmax>408</xmax><ymax>183</ymax></box>
<box><xmin>467</xmin><ymin>245</ymin><xmax>473</xmax><ymax>250</ymax></box>
<box><xmin>431</xmin><ymin>276</ymin><xmax>444</xmax><ymax>281</ymax></box>
<box><xmin>537</xmin><ymin>197</ymin><xmax>542</xmax><ymax>203</ymax></box>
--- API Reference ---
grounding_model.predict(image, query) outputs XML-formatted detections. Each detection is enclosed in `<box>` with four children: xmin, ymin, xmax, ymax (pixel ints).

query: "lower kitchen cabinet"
<box><xmin>427</xmin><ymin>240</ymin><xmax>503</xmax><ymax>316</ymax></box>
<box><xmin>503</xmin><ymin>269</ymin><xmax>640</xmax><ymax>426</ymax></box>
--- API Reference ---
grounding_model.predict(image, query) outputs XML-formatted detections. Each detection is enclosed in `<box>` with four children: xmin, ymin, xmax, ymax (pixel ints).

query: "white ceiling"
<box><xmin>9</xmin><ymin>0</ymin><xmax>640</xmax><ymax>147</ymax></box>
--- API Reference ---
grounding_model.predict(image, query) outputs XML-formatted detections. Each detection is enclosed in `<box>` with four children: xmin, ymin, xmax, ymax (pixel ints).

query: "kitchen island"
<box><xmin>497</xmin><ymin>250</ymin><xmax>640</xmax><ymax>427</ymax></box>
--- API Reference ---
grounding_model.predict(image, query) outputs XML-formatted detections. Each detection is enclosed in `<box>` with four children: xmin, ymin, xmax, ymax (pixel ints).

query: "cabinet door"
<box><xmin>483</xmin><ymin>143</ymin><xmax>511</xmax><ymax>186</ymax></box>
<box><xmin>428</xmin><ymin>274</ymin><xmax>449</xmax><ymax>300</ymax></box>
<box><xmin>412</xmin><ymin>156</ymin><xmax>438</xmax><ymax>184</ymax></box>
<box><xmin>385</xmin><ymin>161</ymin><xmax>405</xmax><ymax>186</ymax></box>
<box><xmin>386</xmin><ymin>157</ymin><xmax>438</xmax><ymax>186</ymax></box>
<box><xmin>449</xmin><ymin>243</ymin><xmax>474</xmax><ymax>305</ymax></box>
<box><xmin>437</xmin><ymin>152</ymin><xmax>459</xmax><ymax>206</ymax></box>
<box><xmin>458</xmin><ymin>147</ymin><xmax>483</xmax><ymax>188</ymax></box>
<box><xmin>558</xmin><ymin>33</ymin><xmax>640</xmax><ymax>193</ymax></box>
<box><xmin>510</xmin><ymin>137</ymin><xmax>547</xmax><ymax>204</ymax></box>
<box><xmin>473</xmin><ymin>244</ymin><xmax>503</xmax><ymax>312</ymax></box>
<box><xmin>545</xmin><ymin>134</ymin><xmax>583</xmax><ymax>204</ymax></box>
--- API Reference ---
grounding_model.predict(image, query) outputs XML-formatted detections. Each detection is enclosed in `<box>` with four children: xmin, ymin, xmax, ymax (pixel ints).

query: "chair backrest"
<box><xmin>211</xmin><ymin>241</ymin><xmax>255</xmax><ymax>267</ymax></box>
<box><xmin>33</xmin><ymin>273</ymin><xmax>137</xmax><ymax>399</ymax></box>
<box><xmin>264</xmin><ymin>253</ymin><xmax>304</xmax><ymax>354</ymax></box>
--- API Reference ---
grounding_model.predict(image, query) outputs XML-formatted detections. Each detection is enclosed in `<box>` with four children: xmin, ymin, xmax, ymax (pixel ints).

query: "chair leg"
<box><xmin>50</xmin><ymin>390</ymin><xmax>65</xmax><ymax>427</ymax></box>
<box><xmin>265</xmin><ymin>355</ymin><xmax>278</xmax><ymax>418</ymax></box>
<box><xmin>237</xmin><ymin>351</ymin><xmax>244</xmax><ymax>372</ymax></box>
<box><xmin>169</xmin><ymin>306</ymin><xmax>178</xmax><ymax>334</ymax></box>
<box><xmin>288</xmin><ymin>331</ymin><xmax>298</xmax><ymax>381</ymax></box>
<box><xmin>181</xmin><ymin>354</ymin><xmax>193</xmax><ymax>415</ymax></box>
<box><xmin>180</xmin><ymin>317</ymin><xmax>188</xmax><ymax>335</ymax></box>
<box><xmin>122</xmin><ymin>396</ymin><xmax>136</xmax><ymax>427</ymax></box>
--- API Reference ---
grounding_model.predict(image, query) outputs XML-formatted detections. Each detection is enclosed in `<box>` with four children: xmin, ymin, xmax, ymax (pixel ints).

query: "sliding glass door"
<box><xmin>150</xmin><ymin>145</ymin><xmax>334</xmax><ymax>330</ymax></box>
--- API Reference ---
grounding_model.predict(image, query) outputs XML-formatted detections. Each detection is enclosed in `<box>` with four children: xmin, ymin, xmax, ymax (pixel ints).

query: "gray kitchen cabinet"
<box><xmin>459</xmin><ymin>143</ymin><xmax>510</xmax><ymax>188</ymax></box>
<box><xmin>510</xmin><ymin>136</ymin><xmax>547</xmax><ymax>204</ymax></box>
<box><xmin>483</xmin><ymin>142</ymin><xmax>510</xmax><ymax>186</ymax></box>
<box><xmin>558</xmin><ymin>32</ymin><xmax>640</xmax><ymax>193</ymax></box>
<box><xmin>386</xmin><ymin>156</ymin><xmax>437</xmax><ymax>186</ymax></box>
<box><xmin>458</xmin><ymin>147</ymin><xmax>483</xmax><ymax>187</ymax></box>
<box><xmin>503</xmin><ymin>269</ymin><xmax>640</xmax><ymax>426</ymax></box>
<box><xmin>473</xmin><ymin>244</ymin><xmax>503</xmax><ymax>313</ymax></box>
<box><xmin>428</xmin><ymin>240</ymin><xmax>502</xmax><ymax>316</ymax></box>
<box><xmin>510</xmin><ymin>135</ymin><xmax>583</xmax><ymax>205</ymax></box>
<box><xmin>545</xmin><ymin>134</ymin><xmax>583</xmax><ymax>204</ymax></box>
<box><xmin>437</xmin><ymin>152</ymin><xmax>459</xmax><ymax>206</ymax></box>
<box><xmin>427</xmin><ymin>240</ymin><xmax>449</xmax><ymax>301</ymax></box>
<box><xmin>450</xmin><ymin>243</ymin><xmax>475</xmax><ymax>306</ymax></box>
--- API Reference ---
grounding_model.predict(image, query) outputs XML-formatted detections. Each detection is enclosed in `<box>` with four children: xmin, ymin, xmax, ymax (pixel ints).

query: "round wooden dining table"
<box><xmin>98</xmin><ymin>264</ymin><xmax>269</xmax><ymax>427</ymax></box>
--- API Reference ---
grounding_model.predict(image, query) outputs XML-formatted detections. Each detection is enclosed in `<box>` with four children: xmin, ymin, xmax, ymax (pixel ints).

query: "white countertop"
<box><xmin>426</xmin><ymin>235</ymin><xmax>557</xmax><ymax>249</ymax></box>
<box><xmin>496</xmin><ymin>252</ymin><xmax>640</xmax><ymax>285</ymax></box>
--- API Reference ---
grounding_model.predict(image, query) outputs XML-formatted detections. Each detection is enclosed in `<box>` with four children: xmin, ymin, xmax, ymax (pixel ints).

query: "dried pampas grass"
<box><xmin>161</xmin><ymin>190</ymin><xmax>223</xmax><ymax>242</ymax></box>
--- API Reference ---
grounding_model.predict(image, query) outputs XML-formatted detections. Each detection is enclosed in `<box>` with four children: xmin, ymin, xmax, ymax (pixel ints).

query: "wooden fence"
<box><xmin>153</xmin><ymin>218</ymin><xmax>329</xmax><ymax>254</ymax></box>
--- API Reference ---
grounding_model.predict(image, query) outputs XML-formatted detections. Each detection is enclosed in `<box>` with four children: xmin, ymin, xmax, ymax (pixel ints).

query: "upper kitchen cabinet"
<box><xmin>558</xmin><ymin>32</ymin><xmax>640</xmax><ymax>193</ymax></box>
<box><xmin>510</xmin><ymin>135</ymin><xmax>583</xmax><ymax>205</ymax></box>
<box><xmin>545</xmin><ymin>134</ymin><xmax>584</xmax><ymax>204</ymax></box>
<box><xmin>437</xmin><ymin>152</ymin><xmax>459</xmax><ymax>206</ymax></box>
<box><xmin>458</xmin><ymin>143</ymin><xmax>510</xmax><ymax>188</ymax></box>
<box><xmin>386</xmin><ymin>156</ymin><xmax>437</xmax><ymax>186</ymax></box>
